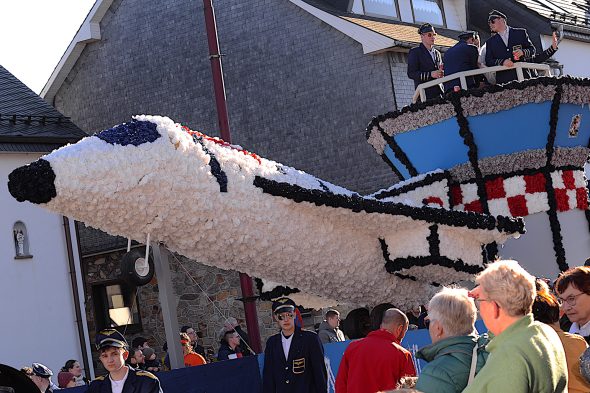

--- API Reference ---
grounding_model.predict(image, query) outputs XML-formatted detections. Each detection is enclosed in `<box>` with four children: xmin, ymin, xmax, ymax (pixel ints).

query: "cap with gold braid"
<box><xmin>95</xmin><ymin>329</ymin><xmax>128</xmax><ymax>350</ymax></box>
<box><xmin>272</xmin><ymin>297</ymin><xmax>296</xmax><ymax>314</ymax></box>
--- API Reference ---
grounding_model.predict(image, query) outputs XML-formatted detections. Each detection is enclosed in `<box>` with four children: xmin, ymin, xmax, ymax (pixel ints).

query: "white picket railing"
<box><xmin>412</xmin><ymin>62</ymin><xmax>552</xmax><ymax>103</ymax></box>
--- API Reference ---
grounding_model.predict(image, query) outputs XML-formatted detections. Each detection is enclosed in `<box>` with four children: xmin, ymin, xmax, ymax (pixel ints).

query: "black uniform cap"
<box><xmin>95</xmin><ymin>329</ymin><xmax>128</xmax><ymax>350</ymax></box>
<box><xmin>418</xmin><ymin>23</ymin><xmax>435</xmax><ymax>35</ymax></box>
<box><xmin>272</xmin><ymin>297</ymin><xmax>296</xmax><ymax>314</ymax></box>
<box><xmin>458</xmin><ymin>31</ymin><xmax>477</xmax><ymax>40</ymax></box>
<box><xmin>31</xmin><ymin>363</ymin><xmax>52</xmax><ymax>378</ymax></box>
<box><xmin>488</xmin><ymin>10</ymin><xmax>506</xmax><ymax>22</ymax></box>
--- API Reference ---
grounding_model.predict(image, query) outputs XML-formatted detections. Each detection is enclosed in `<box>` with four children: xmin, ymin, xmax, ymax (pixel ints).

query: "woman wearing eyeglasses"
<box><xmin>463</xmin><ymin>260</ymin><xmax>567</xmax><ymax>393</ymax></box>
<box><xmin>533</xmin><ymin>279</ymin><xmax>590</xmax><ymax>393</ymax></box>
<box><xmin>555</xmin><ymin>266</ymin><xmax>590</xmax><ymax>343</ymax></box>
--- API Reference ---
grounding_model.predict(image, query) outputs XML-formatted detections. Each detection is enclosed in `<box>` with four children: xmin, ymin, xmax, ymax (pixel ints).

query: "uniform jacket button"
<box><xmin>286</xmin><ymin>380</ymin><xmax>290</xmax><ymax>384</ymax></box>
<box><xmin>285</xmin><ymin>366</ymin><xmax>289</xmax><ymax>370</ymax></box>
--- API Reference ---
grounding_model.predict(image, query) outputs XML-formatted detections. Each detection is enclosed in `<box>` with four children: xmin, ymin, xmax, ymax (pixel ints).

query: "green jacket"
<box><xmin>462</xmin><ymin>314</ymin><xmax>568</xmax><ymax>393</ymax></box>
<box><xmin>415</xmin><ymin>334</ymin><xmax>489</xmax><ymax>393</ymax></box>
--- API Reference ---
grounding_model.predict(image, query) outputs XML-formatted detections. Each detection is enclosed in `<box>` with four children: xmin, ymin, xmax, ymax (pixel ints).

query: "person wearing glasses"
<box><xmin>262</xmin><ymin>297</ymin><xmax>327</xmax><ymax>393</ymax></box>
<box><xmin>407</xmin><ymin>23</ymin><xmax>444</xmax><ymax>101</ymax></box>
<box><xmin>414</xmin><ymin>287</ymin><xmax>488</xmax><ymax>393</ymax></box>
<box><xmin>555</xmin><ymin>266</ymin><xmax>590</xmax><ymax>343</ymax></box>
<box><xmin>533</xmin><ymin>279</ymin><xmax>590</xmax><ymax>393</ymax></box>
<box><xmin>463</xmin><ymin>260</ymin><xmax>567</xmax><ymax>393</ymax></box>
<box><xmin>217</xmin><ymin>329</ymin><xmax>247</xmax><ymax>361</ymax></box>
<box><xmin>484</xmin><ymin>10</ymin><xmax>536</xmax><ymax>85</ymax></box>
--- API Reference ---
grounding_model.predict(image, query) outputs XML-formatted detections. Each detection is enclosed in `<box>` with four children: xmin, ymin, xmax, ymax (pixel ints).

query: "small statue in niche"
<box><xmin>569</xmin><ymin>114</ymin><xmax>582</xmax><ymax>138</ymax></box>
<box><xmin>14</xmin><ymin>229</ymin><xmax>25</xmax><ymax>256</ymax></box>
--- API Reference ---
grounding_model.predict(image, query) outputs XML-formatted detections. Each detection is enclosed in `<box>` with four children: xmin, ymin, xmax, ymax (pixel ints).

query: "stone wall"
<box><xmin>82</xmin><ymin>246</ymin><xmax>361</xmax><ymax>374</ymax></box>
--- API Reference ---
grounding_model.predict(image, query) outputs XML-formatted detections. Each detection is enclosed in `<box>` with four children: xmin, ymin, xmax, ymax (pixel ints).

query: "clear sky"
<box><xmin>0</xmin><ymin>0</ymin><xmax>96</xmax><ymax>94</ymax></box>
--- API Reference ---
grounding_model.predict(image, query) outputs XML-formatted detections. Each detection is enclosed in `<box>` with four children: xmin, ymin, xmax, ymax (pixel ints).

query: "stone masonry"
<box><xmin>82</xmin><ymin>245</ymin><xmax>360</xmax><ymax>374</ymax></box>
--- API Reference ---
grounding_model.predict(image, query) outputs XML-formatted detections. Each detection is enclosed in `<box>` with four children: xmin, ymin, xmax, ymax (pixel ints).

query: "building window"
<box><xmin>363</xmin><ymin>0</ymin><xmax>399</xmax><ymax>19</ymax></box>
<box><xmin>92</xmin><ymin>282</ymin><xmax>142</xmax><ymax>333</ymax></box>
<box><xmin>412</xmin><ymin>0</ymin><xmax>445</xmax><ymax>26</ymax></box>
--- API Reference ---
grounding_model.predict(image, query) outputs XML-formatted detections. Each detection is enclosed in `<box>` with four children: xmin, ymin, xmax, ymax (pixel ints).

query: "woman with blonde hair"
<box><xmin>414</xmin><ymin>287</ymin><xmax>487</xmax><ymax>393</ymax></box>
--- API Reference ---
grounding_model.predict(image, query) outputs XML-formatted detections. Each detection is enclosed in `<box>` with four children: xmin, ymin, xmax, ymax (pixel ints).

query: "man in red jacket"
<box><xmin>335</xmin><ymin>308</ymin><xmax>416</xmax><ymax>393</ymax></box>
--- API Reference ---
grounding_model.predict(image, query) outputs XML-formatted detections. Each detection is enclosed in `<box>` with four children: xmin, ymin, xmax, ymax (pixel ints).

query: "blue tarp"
<box><xmin>66</xmin><ymin>322</ymin><xmax>488</xmax><ymax>393</ymax></box>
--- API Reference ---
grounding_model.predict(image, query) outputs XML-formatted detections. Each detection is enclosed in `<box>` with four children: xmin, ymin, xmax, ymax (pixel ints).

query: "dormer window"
<box><xmin>412</xmin><ymin>0</ymin><xmax>445</xmax><ymax>26</ymax></box>
<box><xmin>362</xmin><ymin>0</ymin><xmax>400</xmax><ymax>19</ymax></box>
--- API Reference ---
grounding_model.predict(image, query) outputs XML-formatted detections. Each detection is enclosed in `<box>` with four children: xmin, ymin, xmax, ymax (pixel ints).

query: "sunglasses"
<box><xmin>488</xmin><ymin>18</ymin><xmax>499</xmax><ymax>24</ymax></box>
<box><xmin>424</xmin><ymin>32</ymin><xmax>437</xmax><ymax>38</ymax></box>
<box><xmin>277</xmin><ymin>312</ymin><xmax>294</xmax><ymax>321</ymax></box>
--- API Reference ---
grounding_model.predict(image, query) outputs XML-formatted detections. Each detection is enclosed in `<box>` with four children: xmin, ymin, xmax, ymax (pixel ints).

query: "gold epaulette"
<box><xmin>136</xmin><ymin>370</ymin><xmax>158</xmax><ymax>380</ymax></box>
<box><xmin>93</xmin><ymin>375</ymin><xmax>106</xmax><ymax>381</ymax></box>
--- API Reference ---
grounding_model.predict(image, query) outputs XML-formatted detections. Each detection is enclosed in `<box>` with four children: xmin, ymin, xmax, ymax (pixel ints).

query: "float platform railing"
<box><xmin>412</xmin><ymin>62</ymin><xmax>552</xmax><ymax>103</ymax></box>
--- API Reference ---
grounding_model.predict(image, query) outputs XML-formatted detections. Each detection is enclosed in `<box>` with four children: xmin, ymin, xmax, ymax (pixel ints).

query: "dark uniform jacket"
<box><xmin>407</xmin><ymin>43</ymin><xmax>443</xmax><ymax>100</ymax></box>
<box><xmin>87</xmin><ymin>367</ymin><xmax>162</xmax><ymax>393</ymax></box>
<box><xmin>443</xmin><ymin>41</ymin><xmax>479</xmax><ymax>92</ymax></box>
<box><xmin>485</xmin><ymin>27</ymin><xmax>536</xmax><ymax>84</ymax></box>
<box><xmin>262</xmin><ymin>327</ymin><xmax>327</xmax><ymax>393</ymax></box>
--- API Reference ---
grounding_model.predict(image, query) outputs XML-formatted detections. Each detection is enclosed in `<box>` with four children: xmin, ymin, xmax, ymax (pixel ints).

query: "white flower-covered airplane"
<box><xmin>8</xmin><ymin>115</ymin><xmax>524</xmax><ymax>307</ymax></box>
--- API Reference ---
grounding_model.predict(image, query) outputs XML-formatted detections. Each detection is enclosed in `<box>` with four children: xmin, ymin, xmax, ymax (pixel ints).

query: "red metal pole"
<box><xmin>202</xmin><ymin>0</ymin><xmax>262</xmax><ymax>354</ymax></box>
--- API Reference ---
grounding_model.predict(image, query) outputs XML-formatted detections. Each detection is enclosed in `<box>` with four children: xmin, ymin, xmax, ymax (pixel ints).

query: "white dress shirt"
<box><xmin>569</xmin><ymin>320</ymin><xmax>590</xmax><ymax>337</ymax></box>
<box><xmin>281</xmin><ymin>332</ymin><xmax>293</xmax><ymax>361</ymax></box>
<box><xmin>499</xmin><ymin>26</ymin><xmax>510</xmax><ymax>47</ymax></box>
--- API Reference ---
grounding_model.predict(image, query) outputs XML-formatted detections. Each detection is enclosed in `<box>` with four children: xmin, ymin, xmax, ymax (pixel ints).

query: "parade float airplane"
<box><xmin>7</xmin><ymin>115</ymin><xmax>523</xmax><ymax>308</ymax></box>
<box><xmin>367</xmin><ymin>75</ymin><xmax>590</xmax><ymax>280</ymax></box>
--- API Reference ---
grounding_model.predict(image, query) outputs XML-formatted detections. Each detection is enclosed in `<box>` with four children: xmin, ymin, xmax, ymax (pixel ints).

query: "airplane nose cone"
<box><xmin>8</xmin><ymin>159</ymin><xmax>57</xmax><ymax>204</ymax></box>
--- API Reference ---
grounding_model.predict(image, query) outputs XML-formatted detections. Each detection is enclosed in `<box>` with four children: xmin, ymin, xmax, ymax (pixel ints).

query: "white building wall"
<box><xmin>0</xmin><ymin>153</ymin><xmax>86</xmax><ymax>379</ymax></box>
<box><xmin>499</xmin><ymin>209</ymin><xmax>590</xmax><ymax>280</ymax></box>
<box><xmin>499</xmin><ymin>212</ymin><xmax>562</xmax><ymax>279</ymax></box>
<box><xmin>541</xmin><ymin>35</ymin><xmax>590</xmax><ymax>78</ymax></box>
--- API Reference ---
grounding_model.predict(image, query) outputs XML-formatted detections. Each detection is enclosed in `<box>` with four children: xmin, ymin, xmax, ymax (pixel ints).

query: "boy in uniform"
<box><xmin>88</xmin><ymin>329</ymin><xmax>163</xmax><ymax>393</ymax></box>
<box><xmin>262</xmin><ymin>297</ymin><xmax>327</xmax><ymax>393</ymax></box>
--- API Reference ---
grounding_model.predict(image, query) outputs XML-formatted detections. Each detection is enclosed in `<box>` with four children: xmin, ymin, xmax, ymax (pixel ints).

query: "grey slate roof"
<box><xmin>77</xmin><ymin>222</ymin><xmax>140</xmax><ymax>256</ymax></box>
<box><xmin>513</xmin><ymin>0</ymin><xmax>590</xmax><ymax>28</ymax></box>
<box><xmin>0</xmin><ymin>65</ymin><xmax>87</xmax><ymax>147</ymax></box>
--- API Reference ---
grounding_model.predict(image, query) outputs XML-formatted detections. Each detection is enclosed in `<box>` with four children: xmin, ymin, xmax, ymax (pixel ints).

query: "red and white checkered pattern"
<box><xmin>450</xmin><ymin>169</ymin><xmax>589</xmax><ymax>217</ymax></box>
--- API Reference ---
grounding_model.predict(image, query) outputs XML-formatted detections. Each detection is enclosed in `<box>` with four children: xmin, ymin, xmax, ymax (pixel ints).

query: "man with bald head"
<box><xmin>335</xmin><ymin>308</ymin><xmax>416</xmax><ymax>393</ymax></box>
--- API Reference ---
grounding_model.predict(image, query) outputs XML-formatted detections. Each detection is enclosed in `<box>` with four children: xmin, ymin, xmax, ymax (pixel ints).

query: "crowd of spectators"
<box><xmin>9</xmin><ymin>261</ymin><xmax>590</xmax><ymax>393</ymax></box>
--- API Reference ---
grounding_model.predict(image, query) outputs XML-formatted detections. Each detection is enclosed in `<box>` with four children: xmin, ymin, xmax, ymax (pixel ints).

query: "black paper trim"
<box><xmin>379</xmin><ymin>127</ymin><xmax>418</xmax><ymax>178</ymax></box>
<box><xmin>451</xmin><ymin>95</ymin><xmax>489</xmax><ymax>214</ymax></box>
<box><xmin>372</xmin><ymin>171</ymin><xmax>449</xmax><ymax>200</ymax></box>
<box><xmin>379</xmin><ymin>238</ymin><xmax>482</xmax><ymax>277</ymax></box>
<box><xmin>254</xmin><ymin>278</ymin><xmax>300</xmax><ymax>301</ymax></box>
<box><xmin>543</xmin><ymin>85</ymin><xmax>569</xmax><ymax>272</ymax></box>
<box><xmin>193</xmin><ymin>135</ymin><xmax>228</xmax><ymax>193</ymax></box>
<box><xmin>427</xmin><ymin>225</ymin><xmax>440</xmax><ymax>256</ymax></box>
<box><xmin>253</xmin><ymin>176</ymin><xmax>525</xmax><ymax>234</ymax></box>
